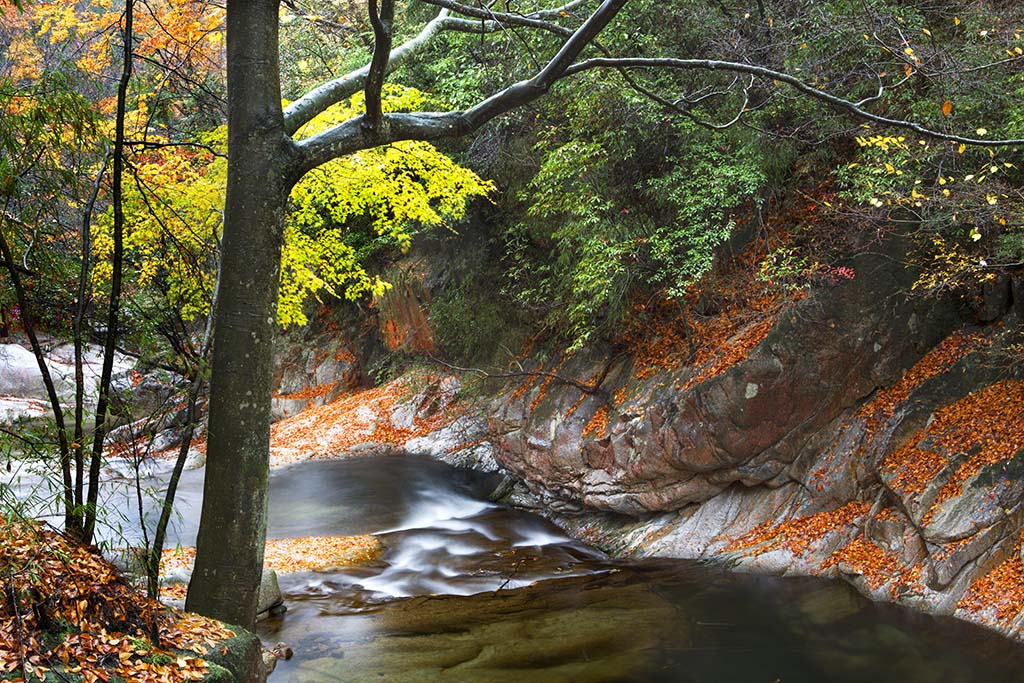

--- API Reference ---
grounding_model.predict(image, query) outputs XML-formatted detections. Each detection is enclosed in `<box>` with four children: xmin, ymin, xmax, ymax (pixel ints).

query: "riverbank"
<box><xmin>240</xmin><ymin>239</ymin><xmax>1024</xmax><ymax>648</ymax></box>
<box><xmin>0</xmin><ymin>515</ymin><xmax>261</xmax><ymax>683</ymax></box>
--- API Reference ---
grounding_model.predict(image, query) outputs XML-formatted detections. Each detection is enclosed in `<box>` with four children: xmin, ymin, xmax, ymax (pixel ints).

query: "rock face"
<box><xmin>267</xmin><ymin>238</ymin><xmax>1024</xmax><ymax>643</ymax></box>
<box><xmin>0</xmin><ymin>341</ymin><xmax>134</xmax><ymax>426</ymax></box>
<box><xmin>271</xmin><ymin>312</ymin><xmax>362</xmax><ymax>422</ymax></box>
<box><xmin>256</xmin><ymin>569</ymin><xmax>284</xmax><ymax>616</ymax></box>
<box><xmin>489</xmin><ymin>243</ymin><xmax>961</xmax><ymax>515</ymax></box>
<box><xmin>426</xmin><ymin>247</ymin><xmax>1024</xmax><ymax>642</ymax></box>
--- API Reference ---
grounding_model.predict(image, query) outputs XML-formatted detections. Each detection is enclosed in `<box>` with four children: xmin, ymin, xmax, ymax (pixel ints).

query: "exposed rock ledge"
<box><xmin>409</xmin><ymin>243</ymin><xmax>1024</xmax><ymax>644</ymax></box>
<box><xmin>261</xmin><ymin>239</ymin><xmax>1024</xmax><ymax>644</ymax></box>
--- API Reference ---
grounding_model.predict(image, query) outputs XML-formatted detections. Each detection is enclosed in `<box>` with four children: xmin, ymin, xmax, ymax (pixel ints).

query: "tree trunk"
<box><xmin>186</xmin><ymin>0</ymin><xmax>295</xmax><ymax>628</ymax></box>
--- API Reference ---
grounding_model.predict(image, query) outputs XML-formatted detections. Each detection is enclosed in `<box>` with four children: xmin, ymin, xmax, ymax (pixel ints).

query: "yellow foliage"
<box><xmin>98</xmin><ymin>87</ymin><xmax>493</xmax><ymax>326</ymax></box>
<box><xmin>912</xmin><ymin>237</ymin><xmax>995</xmax><ymax>294</ymax></box>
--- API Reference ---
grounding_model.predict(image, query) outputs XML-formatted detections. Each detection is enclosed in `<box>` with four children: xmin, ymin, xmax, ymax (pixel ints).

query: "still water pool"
<box><xmin>240</xmin><ymin>455</ymin><xmax>1024</xmax><ymax>683</ymax></box>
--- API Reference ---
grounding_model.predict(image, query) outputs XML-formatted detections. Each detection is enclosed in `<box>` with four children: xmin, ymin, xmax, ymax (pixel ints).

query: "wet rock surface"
<box><xmin>415</xmin><ymin>262</ymin><xmax>1024</xmax><ymax>643</ymax></box>
<box><xmin>253</xmin><ymin>458</ymin><xmax>1024</xmax><ymax>683</ymax></box>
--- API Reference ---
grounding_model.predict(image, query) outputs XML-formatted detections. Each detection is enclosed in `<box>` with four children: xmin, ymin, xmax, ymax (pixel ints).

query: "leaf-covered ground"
<box><xmin>0</xmin><ymin>515</ymin><xmax>234</xmax><ymax>683</ymax></box>
<box><xmin>158</xmin><ymin>535</ymin><xmax>383</xmax><ymax>601</ymax></box>
<box><xmin>267</xmin><ymin>371</ymin><xmax>460</xmax><ymax>468</ymax></box>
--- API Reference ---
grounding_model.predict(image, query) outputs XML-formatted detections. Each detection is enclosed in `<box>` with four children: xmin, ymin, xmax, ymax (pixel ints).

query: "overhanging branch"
<box><xmin>283</xmin><ymin>9</ymin><xmax>454</xmax><ymax>135</ymax></box>
<box><xmin>293</xmin><ymin>0</ymin><xmax>629</xmax><ymax>172</ymax></box>
<box><xmin>283</xmin><ymin>0</ymin><xmax>599</xmax><ymax>136</ymax></box>
<box><xmin>563</xmin><ymin>57</ymin><xmax>1024</xmax><ymax>146</ymax></box>
<box><xmin>293</xmin><ymin>4</ymin><xmax>1023</xmax><ymax>178</ymax></box>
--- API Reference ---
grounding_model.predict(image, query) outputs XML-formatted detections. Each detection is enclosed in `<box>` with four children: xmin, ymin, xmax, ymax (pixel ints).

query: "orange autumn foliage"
<box><xmin>614</xmin><ymin>239</ymin><xmax>804</xmax><ymax>405</ymax></box>
<box><xmin>161</xmin><ymin>534</ymin><xmax>382</xmax><ymax>579</ymax></box>
<box><xmin>273</xmin><ymin>381</ymin><xmax>337</xmax><ymax>401</ymax></box>
<box><xmin>725</xmin><ymin>501</ymin><xmax>870</xmax><ymax>557</ymax></box>
<box><xmin>0</xmin><ymin>516</ymin><xmax>233</xmax><ymax>683</ymax></box>
<box><xmin>582</xmin><ymin>405</ymin><xmax>610</xmax><ymax>439</ymax></box>
<box><xmin>857</xmin><ymin>329</ymin><xmax>985</xmax><ymax>429</ymax></box>
<box><xmin>268</xmin><ymin>372</ymin><xmax>459</xmax><ymax>467</ymax></box>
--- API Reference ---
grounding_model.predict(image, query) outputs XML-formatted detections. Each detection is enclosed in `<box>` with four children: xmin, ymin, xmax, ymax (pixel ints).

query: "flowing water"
<box><xmin>248</xmin><ymin>455</ymin><xmax>1024</xmax><ymax>683</ymax></box>
<box><xmin>9</xmin><ymin>452</ymin><xmax>1024</xmax><ymax>681</ymax></box>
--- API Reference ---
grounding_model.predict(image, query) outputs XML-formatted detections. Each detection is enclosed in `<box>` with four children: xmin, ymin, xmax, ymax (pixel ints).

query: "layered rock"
<box><xmin>256</xmin><ymin>237</ymin><xmax>1024</xmax><ymax>643</ymax></box>
<box><xmin>446</xmin><ymin>245</ymin><xmax>1024</xmax><ymax>642</ymax></box>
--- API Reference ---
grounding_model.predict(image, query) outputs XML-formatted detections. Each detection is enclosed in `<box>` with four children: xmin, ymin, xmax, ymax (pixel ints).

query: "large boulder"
<box><xmin>0</xmin><ymin>342</ymin><xmax>134</xmax><ymax>420</ymax></box>
<box><xmin>0</xmin><ymin>343</ymin><xmax>61</xmax><ymax>402</ymax></box>
<box><xmin>491</xmin><ymin>241</ymin><xmax>962</xmax><ymax>515</ymax></box>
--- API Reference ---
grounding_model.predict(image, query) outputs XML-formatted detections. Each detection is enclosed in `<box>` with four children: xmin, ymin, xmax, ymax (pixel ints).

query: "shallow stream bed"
<box><xmin>9</xmin><ymin>452</ymin><xmax>1024</xmax><ymax>681</ymax></box>
<box><xmin>247</xmin><ymin>455</ymin><xmax>1024</xmax><ymax>683</ymax></box>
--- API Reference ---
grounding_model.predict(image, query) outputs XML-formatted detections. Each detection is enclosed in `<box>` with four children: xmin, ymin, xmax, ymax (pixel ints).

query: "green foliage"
<box><xmin>428</xmin><ymin>235</ymin><xmax>530</xmax><ymax>366</ymax></box>
<box><xmin>837</xmin><ymin>130</ymin><xmax>1023</xmax><ymax>295</ymax></box>
<box><xmin>505</xmin><ymin>105</ymin><xmax>765</xmax><ymax>348</ymax></box>
<box><xmin>0</xmin><ymin>69</ymin><xmax>100</xmax><ymax>333</ymax></box>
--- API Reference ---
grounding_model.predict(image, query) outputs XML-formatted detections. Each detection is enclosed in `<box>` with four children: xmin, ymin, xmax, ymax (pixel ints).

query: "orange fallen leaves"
<box><xmin>612</xmin><ymin>239</ymin><xmax>803</xmax><ymax>408</ymax></box>
<box><xmin>725</xmin><ymin>501</ymin><xmax>870</xmax><ymax>557</ymax></box>
<box><xmin>0</xmin><ymin>516</ymin><xmax>233</xmax><ymax>683</ymax></box>
<box><xmin>858</xmin><ymin>329</ymin><xmax>985</xmax><ymax>430</ymax></box>
<box><xmin>958</xmin><ymin>534</ymin><xmax>1024</xmax><ymax>627</ymax></box>
<box><xmin>582</xmin><ymin>405</ymin><xmax>609</xmax><ymax>439</ymax></box>
<box><xmin>161</xmin><ymin>534</ymin><xmax>382</xmax><ymax>578</ymax></box>
<box><xmin>529</xmin><ymin>357</ymin><xmax>568</xmax><ymax>413</ymax></box>
<box><xmin>881</xmin><ymin>380</ymin><xmax>1024</xmax><ymax>520</ymax></box>
<box><xmin>273</xmin><ymin>382</ymin><xmax>337</xmax><ymax>401</ymax></box>
<box><xmin>267</xmin><ymin>371</ymin><xmax>460</xmax><ymax>467</ymax></box>
<box><xmin>810</xmin><ymin>329</ymin><xmax>988</xmax><ymax>493</ymax></box>
<box><xmin>821</xmin><ymin>537</ymin><xmax>922</xmax><ymax>596</ymax></box>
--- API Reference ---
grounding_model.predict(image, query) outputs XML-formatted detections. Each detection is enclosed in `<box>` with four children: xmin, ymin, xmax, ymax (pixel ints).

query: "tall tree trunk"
<box><xmin>186</xmin><ymin>0</ymin><xmax>295</xmax><ymax>628</ymax></box>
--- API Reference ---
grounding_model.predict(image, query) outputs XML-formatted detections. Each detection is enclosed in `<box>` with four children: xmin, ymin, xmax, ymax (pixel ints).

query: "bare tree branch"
<box><xmin>283</xmin><ymin>0</ymin><xmax>596</xmax><ymax>136</ymax></box>
<box><xmin>293</xmin><ymin>0</ymin><xmax>629</xmax><ymax>172</ymax></box>
<box><xmin>284</xmin><ymin>9</ymin><xmax>453</xmax><ymax>134</ymax></box>
<box><xmin>562</xmin><ymin>57</ymin><xmax>1024</xmax><ymax>146</ymax></box>
<box><xmin>364</xmin><ymin>0</ymin><xmax>395</xmax><ymax>131</ymax></box>
<box><xmin>420</xmin><ymin>0</ymin><xmax>574</xmax><ymax>36</ymax></box>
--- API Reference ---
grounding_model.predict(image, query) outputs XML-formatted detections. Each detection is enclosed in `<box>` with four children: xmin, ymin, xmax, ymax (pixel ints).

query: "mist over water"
<box><xmin>266</xmin><ymin>456</ymin><xmax>606</xmax><ymax>601</ymax></box>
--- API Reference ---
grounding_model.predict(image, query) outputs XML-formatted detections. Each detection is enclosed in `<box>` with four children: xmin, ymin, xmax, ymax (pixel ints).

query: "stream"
<box><xmin>9</xmin><ymin>452</ymin><xmax>1024</xmax><ymax>681</ymax></box>
<box><xmin>252</xmin><ymin>455</ymin><xmax>1024</xmax><ymax>683</ymax></box>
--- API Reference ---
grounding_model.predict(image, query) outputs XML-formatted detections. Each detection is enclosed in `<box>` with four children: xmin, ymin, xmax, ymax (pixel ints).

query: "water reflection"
<box><xmin>254</xmin><ymin>455</ymin><xmax>1024</xmax><ymax>683</ymax></box>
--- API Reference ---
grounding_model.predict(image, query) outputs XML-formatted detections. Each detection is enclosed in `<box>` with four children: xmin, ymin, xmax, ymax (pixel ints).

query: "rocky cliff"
<box><xmin>273</xmin><ymin>234</ymin><xmax>1024</xmax><ymax>643</ymax></box>
<box><xmin>446</xmin><ymin>240</ymin><xmax>1024</xmax><ymax>642</ymax></box>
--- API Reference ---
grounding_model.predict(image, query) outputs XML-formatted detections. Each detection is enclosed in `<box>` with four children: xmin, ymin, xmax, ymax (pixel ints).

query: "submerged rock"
<box><xmin>257</xmin><ymin>569</ymin><xmax>284</xmax><ymax>616</ymax></box>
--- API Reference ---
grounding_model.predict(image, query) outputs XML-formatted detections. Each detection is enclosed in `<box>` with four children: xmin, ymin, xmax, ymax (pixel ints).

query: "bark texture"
<box><xmin>187</xmin><ymin>0</ymin><xmax>295</xmax><ymax>627</ymax></box>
